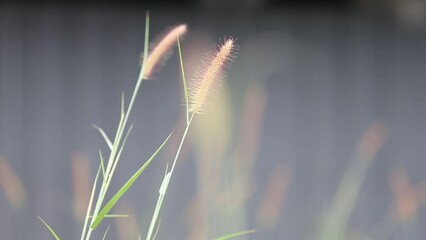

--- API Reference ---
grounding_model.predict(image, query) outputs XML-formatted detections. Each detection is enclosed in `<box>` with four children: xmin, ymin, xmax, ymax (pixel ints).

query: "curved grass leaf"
<box><xmin>92</xmin><ymin>125</ymin><xmax>113</xmax><ymax>150</ymax></box>
<box><xmin>83</xmin><ymin>12</ymin><xmax>151</xmax><ymax>240</ymax></box>
<box><xmin>38</xmin><ymin>216</ymin><xmax>61</xmax><ymax>240</ymax></box>
<box><xmin>214</xmin><ymin>229</ymin><xmax>256</xmax><ymax>240</ymax></box>
<box><xmin>91</xmin><ymin>132</ymin><xmax>172</xmax><ymax>229</ymax></box>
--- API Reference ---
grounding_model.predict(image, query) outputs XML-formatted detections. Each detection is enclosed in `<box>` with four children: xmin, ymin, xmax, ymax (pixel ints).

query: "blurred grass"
<box><xmin>7</xmin><ymin>12</ymin><xmax>425</xmax><ymax>240</ymax></box>
<box><xmin>0</xmin><ymin>157</ymin><xmax>26</xmax><ymax>209</ymax></box>
<box><xmin>319</xmin><ymin>121</ymin><xmax>389</xmax><ymax>240</ymax></box>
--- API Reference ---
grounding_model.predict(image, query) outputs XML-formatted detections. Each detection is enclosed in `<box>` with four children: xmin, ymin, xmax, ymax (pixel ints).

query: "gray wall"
<box><xmin>1</xmin><ymin>5</ymin><xmax>426</xmax><ymax>239</ymax></box>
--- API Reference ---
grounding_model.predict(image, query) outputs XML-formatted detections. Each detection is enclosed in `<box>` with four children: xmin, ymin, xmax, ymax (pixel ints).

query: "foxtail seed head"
<box><xmin>189</xmin><ymin>38</ymin><xmax>236</xmax><ymax>113</ymax></box>
<box><xmin>143</xmin><ymin>24</ymin><xmax>187</xmax><ymax>79</ymax></box>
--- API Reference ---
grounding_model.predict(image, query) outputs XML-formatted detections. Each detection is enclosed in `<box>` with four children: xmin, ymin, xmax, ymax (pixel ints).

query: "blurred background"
<box><xmin>1</xmin><ymin>0</ymin><xmax>426</xmax><ymax>239</ymax></box>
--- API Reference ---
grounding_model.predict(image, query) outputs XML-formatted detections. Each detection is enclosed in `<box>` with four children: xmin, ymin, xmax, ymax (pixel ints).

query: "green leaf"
<box><xmin>214</xmin><ymin>229</ymin><xmax>256</xmax><ymax>240</ymax></box>
<box><xmin>83</xmin><ymin>11</ymin><xmax>151</xmax><ymax>240</ymax></box>
<box><xmin>38</xmin><ymin>216</ymin><xmax>61</xmax><ymax>240</ymax></box>
<box><xmin>90</xmin><ymin>132</ymin><xmax>172</xmax><ymax>229</ymax></box>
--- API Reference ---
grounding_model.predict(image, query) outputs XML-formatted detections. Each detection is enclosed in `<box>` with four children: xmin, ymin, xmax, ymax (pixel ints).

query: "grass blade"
<box><xmin>89</xmin><ymin>214</ymin><xmax>129</xmax><ymax>218</ymax></box>
<box><xmin>92</xmin><ymin>125</ymin><xmax>113</xmax><ymax>150</ymax></box>
<box><xmin>319</xmin><ymin>121</ymin><xmax>388</xmax><ymax>240</ymax></box>
<box><xmin>80</xmin><ymin>165</ymin><xmax>102</xmax><ymax>240</ymax></box>
<box><xmin>152</xmin><ymin>219</ymin><xmax>161</xmax><ymax>240</ymax></box>
<box><xmin>147</xmin><ymin>113</ymin><xmax>194</xmax><ymax>240</ymax></box>
<box><xmin>146</xmin><ymin>190</ymin><xmax>165</xmax><ymax>240</ymax></box>
<box><xmin>177</xmin><ymin>36</ymin><xmax>189</xmax><ymax>124</ymax></box>
<box><xmin>102</xmin><ymin>225</ymin><xmax>110</xmax><ymax>240</ymax></box>
<box><xmin>91</xmin><ymin>132</ymin><xmax>172</xmax><ymax>229</ymax></box>
<box><xmin>84</xmin><ymin>12</ymin><xmax>151</xmax><ymax>240</ymax></box>
<box><xmin>121</xmin><ymin>92</ymin><xmax>125</xmax><ymax>117</ymax></box>
<box><xmin>214</xmin><ymin>229</ymin><xmax>256</xmax><ymax>240</ymax></box>
<box><xmin>104</xmin><ymin>214</ymin><xmax>129</xmax><ymax>218</ymax></box>
<box><xmin>159</xmin><ymin>172</ymin><xmax>171</xmax><ymax>195</ymax></box>
<box><xmin>99</xmin><ymin>150</ymin><xmax>105</xmax><ymax>179</ymax></box>
<box><xmin>38</xmin><ymin>216</ymin><xmax>61</xmax><ymax>240</ymax></box>
<box><xmin>110</xmin><ymin>124</ymin><xmax>134</xmax><ymax>179</ymax></box>
<box><xmin>146</xmin><ymin>170</ymin><xmax>171</xmax><ymax>240</ymax></box>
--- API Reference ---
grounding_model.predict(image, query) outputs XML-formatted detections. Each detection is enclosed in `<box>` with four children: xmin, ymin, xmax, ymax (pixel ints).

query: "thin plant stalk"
<box><xmin>146</xmin><ymin>112</ymin><xmax>195</xmax><ymax>240</ymax></box>
<box><xmin>146</xmin><ymin>38</ymin><xmax>236</xmax><ymax>240</ymax></box>
<box><xmin>83</xmin><ymin>12</ymin><xmax>150</xmax><ymax>240</ymax></box>
<box><xmin>177</xmin><ymin>36</ymin><xmax>189</xmax><ymax>124</ymax></box>
<box><xmin>145</xmin><ymin>35</ymin><xmax>195</xmax><ymax>239</ymax></box>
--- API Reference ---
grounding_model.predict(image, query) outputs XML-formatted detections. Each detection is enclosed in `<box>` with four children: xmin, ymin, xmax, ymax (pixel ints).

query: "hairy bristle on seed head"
<box><xmin>189</xmin><ymin>38</ymin><xmax>236</xmax><ymax>114</ymax></box>
<box><xmin>143</xmin><ymin>24</ymin><xmax>187</xmax><ymax>80</ymax></box>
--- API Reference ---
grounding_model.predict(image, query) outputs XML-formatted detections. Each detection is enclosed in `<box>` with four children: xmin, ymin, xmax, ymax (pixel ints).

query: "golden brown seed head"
<box><xmin>143</xmin><ymin>24</ymin><xmax>187</xmax><ymax>79</ymax></box>
<box><xmin>189</xmin><ymin>38</ymin><xmax>236</xmax><ymax>113</ymax></box>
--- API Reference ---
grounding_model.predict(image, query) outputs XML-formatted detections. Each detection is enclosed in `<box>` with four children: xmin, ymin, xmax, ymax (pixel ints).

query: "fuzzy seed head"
<box><xmin>143</xmin><ymin>24</ymin><xmax>187</xmax><ymax>79</ymax></box>
<box><xmin>189</xmin><ymin>38</ymin><xmax>236</xmax><ymax>113</ymax></box>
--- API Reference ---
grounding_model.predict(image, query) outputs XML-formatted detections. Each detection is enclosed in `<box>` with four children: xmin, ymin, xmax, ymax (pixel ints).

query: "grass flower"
<box><xmin>143</xmin><ymin>24</ymin><xmax>187</xmax><ymax>79</ymax></box>
<box><xmin>189</xmin><ymin>38</ymin><xmax>236</xmax><ymax>113</ymax></box>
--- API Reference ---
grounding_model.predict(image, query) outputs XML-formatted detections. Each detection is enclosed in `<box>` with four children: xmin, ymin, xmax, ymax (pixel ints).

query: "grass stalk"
<box><xmin>145</xmin><ymin>112</ymin><xmax>195</xmax><ymax>240</ymax></box>
<box><xmin>146</xmin><ymin>38</ymin><xmax>235</xmax><ymax>240</ymax></box>
<box><xmin>83</xmin><ymin>12</ymin><xmax>150</xmax><ymax>240</ymax></box>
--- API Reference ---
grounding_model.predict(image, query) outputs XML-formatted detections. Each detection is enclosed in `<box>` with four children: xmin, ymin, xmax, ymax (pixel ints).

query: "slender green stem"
<box><xmin>171</xmin><ymin>112</ymin><xmax>194</xmax><ymax>173</ymax></box>
<box><xmin>80</xmin><ymin>166</ymin><xmax>101</xmax><ymax>240</ymax></box>
<box><xmin>177</xmin><ymin>36</ymin><xmax>189</xmax><ymax>125</ymax></box>
<box><xmin>146</xmin><ymin>112</ymin><xmax>195</xmax><ymax>240</ymax></box>
<box><xmin>146</xmin><ymin>193</ymin><xmax>165</xmax><ymax>240</ymax></box>
<box><xmin>84</xmin><ymin>11</ymin><xmax>150</xmax><ymax>240</ymax></box>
